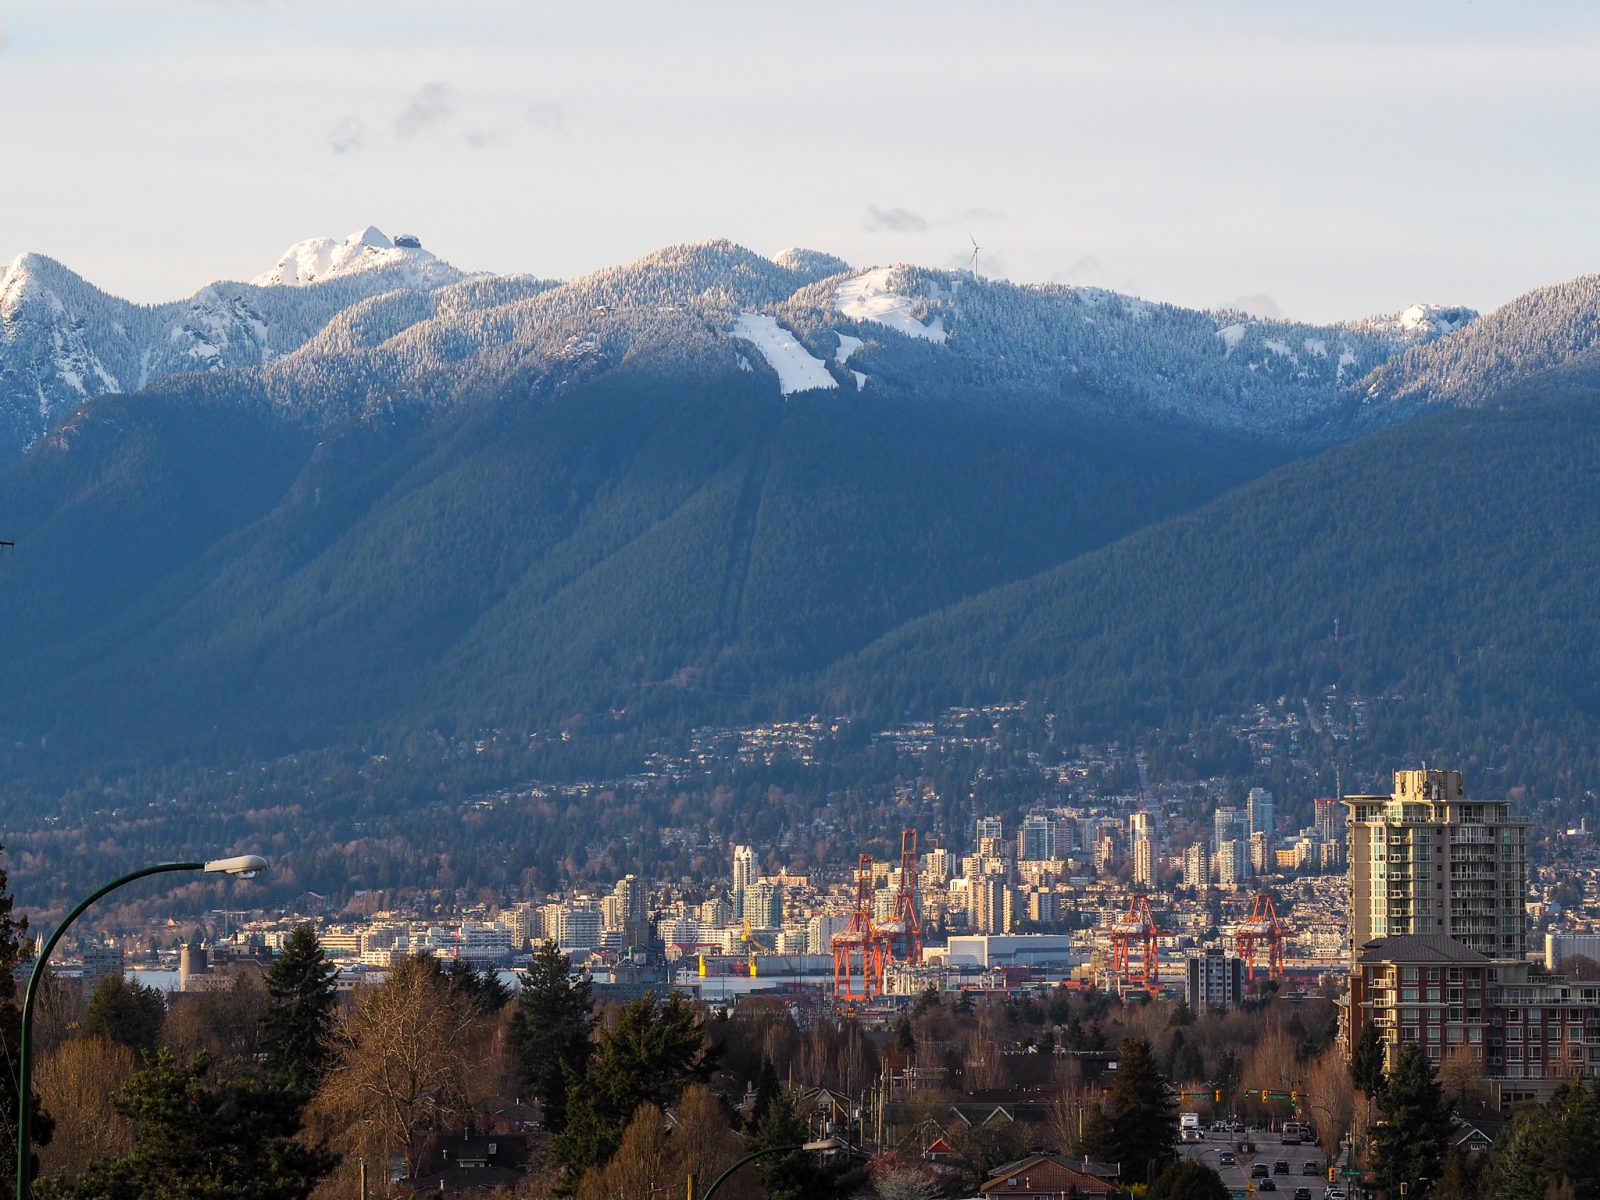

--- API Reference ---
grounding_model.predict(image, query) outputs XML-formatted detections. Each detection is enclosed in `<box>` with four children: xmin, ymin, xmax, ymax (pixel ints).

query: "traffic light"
<box><xmin>1329</xmin><ymin>1167</ymin><xmax>1336</xmax><ymax>1182</ymax></box>
<box><xmin>1290</xmin><ymin>1090</ymin><xmax>1298</xmax><ymax>1100</ymax></box>
<box><xmin>1261</xmin><ymin>1089</ymin><xmax>1269</xmax><ymax>1101</ymax></box>
<box><xmin>1215</xmin><ymin>1090</ymin><xmax>1223</xmax><ymax>1102</ymax></box>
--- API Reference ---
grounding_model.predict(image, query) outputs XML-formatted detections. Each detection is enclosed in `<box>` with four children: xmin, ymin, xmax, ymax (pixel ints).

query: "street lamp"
<box><xmin>698</xmin><ymin>1137</ymin><xmax>845</xmax><ymax>1200</ymax></box>
<box><xmin>14</xmin><ymin>855</ymin><xmax>267</xmax><ymax>1200</ymax></box>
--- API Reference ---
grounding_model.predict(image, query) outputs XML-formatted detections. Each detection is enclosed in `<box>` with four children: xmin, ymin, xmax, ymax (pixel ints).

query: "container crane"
<box><xmin>1235</xmin><ymin>889</ymin><xmax>1288</xmax><ymax>982</ymax></box>
<box><xmin>1109</xmin><ymin>892</ymin><xmax>1160</xmax><ymax>993</ymax></box>
<box><xmin>875</xmin><ymin>829</ymin><xmax>923</xmax><ymax>967</ymax></box>
<box><xmin>832</xmin><ymin>854</ymin><xmax>886</xmax><ymax>1001</ymax></box>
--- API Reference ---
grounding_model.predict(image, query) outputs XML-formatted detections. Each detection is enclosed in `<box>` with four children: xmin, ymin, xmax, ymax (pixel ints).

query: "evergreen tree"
<box><xmin>553</xmin><ymin>991</ymin><xmax>714</xmax><ymax>1187</ymax></box>
<box><xmin>78</xmin><ymin>975</ymin><xmax>166</xmax><ymax>1058</ymax></box>
<box><xmin>37</xmin><ymin>1050</ymin><xmax>334</xmax><ymax>1200</ymax></box>
<box><xmin>746</xmin><ymin>1091</ymin><xmax>865</xmax><ymax>1200</ymax></box>
<box><xmin>508</xmin><ymin>940</ymin><xmax>595</xmax><ymax>1134</ymax></box>
<box><xmin>1369</xmin><ymin>1042</ymin><xmax>1452</xmax><ymax>1197</ymax></box>
<box><xmin>1147</xmin><ymin>1158</ymin><xmax>1230</xmax><ymax>1200</ymax></box>
<box><xmin>443</xmin><ymin>957</ymin><xmax>512</xmax><ymax>1014</ymax></box>
<box><xmin>1087</xmin><ymin>1038</ymin><xmax>1176</xmax><ymax>1185</ymax></box>
<box><xmin>750</xmin><ymin>1058</ymin><xmax>780</xmax><ymax>1130</ymax></box>
<box><xmin>1480</xmin><ymin>1080</ymin><xmax>1600</xmax><ymax>1200</ymax></box>
<box><xmin>258</xmin><ymin>924</ymin><xmax>338</xmax><ymax>1094</ymax></box>
<box><xmin>1350</xmin><ymin>1023</ymin><xmax>1387</xmax><ymax>1100</ymax></box>
<box><xmin>893</xmin><ymin>1016</ymin><xmax>916</xmax><ymax>1060</ymax></box>
<box><xmin>2</xmin><ymin>840</ymin><xmax>53</xmax><ymax>1184</ymax></box>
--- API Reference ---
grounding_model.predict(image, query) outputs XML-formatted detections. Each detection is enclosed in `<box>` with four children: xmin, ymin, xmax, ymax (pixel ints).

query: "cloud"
<box><xmin>329</xmin><ymin>116</ymin><xmax>366</xmax><ymax>155</ymax></box>
<box><xmin>464</xmin><ymin>127</ymin><xmax>510</xmax><ymax>150</ymax></box>
<box><xmin>525</xmin><ymin>103</ymin><xmax>567</xmax><ymax>134</ymax></box>
<box><xmin>864</xmin><ymin>205</ymin><xmax>929</xmax><ymax>233</ymax></box>
<box><xmin>395</xmin><ymin>82</ymin><xmax>458</xmax><ymax>138</ymax></box>
<box><xmin>1224</xmin><ymin>292</ymin><xmax>1283</xmax><ymax>319</ymax></box>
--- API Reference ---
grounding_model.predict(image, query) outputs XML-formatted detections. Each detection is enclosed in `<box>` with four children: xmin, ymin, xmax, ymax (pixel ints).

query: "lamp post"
<box><xmin>13</xmin><ymin>855</ymin><xmax>266</xmax><ymax>1200</ymax></box>
<box><xmin>699</xmin><ymin>1138</ymin><xmax>844</xmax><ymax>1200</ymax></box>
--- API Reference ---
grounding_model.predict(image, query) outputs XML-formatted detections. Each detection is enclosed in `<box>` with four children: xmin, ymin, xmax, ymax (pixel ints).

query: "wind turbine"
<box><xmin>968</xmin><ymin>233</ymin><xmax>981</xmax><ymax>279</ymax></box>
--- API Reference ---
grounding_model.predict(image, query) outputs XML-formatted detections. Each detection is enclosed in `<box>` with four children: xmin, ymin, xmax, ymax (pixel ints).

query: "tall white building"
<box><xmin>923</xmin><ymin>847</ymin><xmax>953</xmax><ymax>883</ymax></box>
<box><xmin>1182</xmin><ymin>843</ymin><xmax>1209</xmax><ymax>889</ymax></box>
<box><xmin>731</xmin><ymin>844</ymin><xmax>757</xmax><ymax>916</ymax></box>
<box><xmin>1018</xmin><ymin>813</ymin><xmax>1058</xmax><ymax>862</ymax></box>
<box><xmin>1216</xmin><ymin>839</ymin><xmax>1251</xmax><ymax>887</ymax></box>
<box><xmin>1247</xmin><ymin>788</ymin><xmax>1276</xmax><ymax>841</ymax></box>
<box><xmin>1132</xmin><ymin>835</ymin><xmax>1155</xmax><ymax>888</ymax></box>
<box><xmin>1345</xmin><ymin>768</ymin><xmax>1528</xmax><ymax>960</ymax></box>
<box><xmin>556</xmin><ymin>903</ymin><xmax>603</xmax><ymax>951</ymax></box>
<box><xmin>1129</xmin><ymin>810</ymin><xmax>1160</xmax><ymax>848</ymax></box>
<box><xmin>1214</xmin><ymin>807</ymin><xmax>1248</xmax><ymax>851</ymax></box>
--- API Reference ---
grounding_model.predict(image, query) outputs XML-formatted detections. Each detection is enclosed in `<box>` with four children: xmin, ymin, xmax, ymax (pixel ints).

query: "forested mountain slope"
<box><xmin>0</xmin><ymin>332</ymin><xmax>1281</xmax><ymax>776</ymax></box>
<box><xmin>824</xmin><ymin>367</ymin><xmax>1600</xmax><ymax>785</ymax></box>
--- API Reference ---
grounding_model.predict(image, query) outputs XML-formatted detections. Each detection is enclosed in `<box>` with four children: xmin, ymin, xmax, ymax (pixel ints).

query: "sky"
<box><xmin>2</xmin><ymin>0</ymin><xmax>1598</xmax><ymax>322</ymax></box>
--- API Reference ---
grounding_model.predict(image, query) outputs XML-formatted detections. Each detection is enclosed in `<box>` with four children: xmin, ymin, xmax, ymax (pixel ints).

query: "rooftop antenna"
<box><xmin>968</xmin><ymin>233</ymin><xmax>981</xmax><ymax>279</ymax></box>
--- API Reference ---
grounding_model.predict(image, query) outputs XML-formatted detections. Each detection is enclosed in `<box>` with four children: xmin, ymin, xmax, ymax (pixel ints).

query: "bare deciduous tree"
<box><xmin>35</xmin><ymin>1036</ymin><xmax>136</xmax><ymax>1179</ymax></box>
<box><xmin>309</xmin><ymin>958</ymin><xmax>493</xmax><ymax>1186</ymax></box>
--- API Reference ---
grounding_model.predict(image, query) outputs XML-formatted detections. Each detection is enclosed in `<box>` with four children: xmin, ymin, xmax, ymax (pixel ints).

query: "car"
<box><xmin>1303</xmin><ymin>1161</ymin><xmax>1321</xmax><ymax>1175</ymax></box>
<box><xmin>1274</xmin><ymin>1160</ymin><xmax>1291</xmax><ymax>1175</ymax></box>
<box><xmin>1251</xmin><ymin>1163</ymin><xmax>1270</xmax><ymax>1178</ymax></box>
<box><xmin>1325</xmin><ymin>1189</ymin><xmax>1347</xmax><ymax>1200</ymax></box>
<box><xmin>1219</xmin><ymin>1152</ymin><xmax>1236</xmax><ymax>1166</ymax></box>
<box><xmin>1293</xmin><ymin>1189</ymin><xmax>1312</xmax><ymax>1200</ymax></box>
<box><xmin>1258</xmin><ymin>1180</ymin><xmax>1277</xmax><ymax>1192</ymax></box>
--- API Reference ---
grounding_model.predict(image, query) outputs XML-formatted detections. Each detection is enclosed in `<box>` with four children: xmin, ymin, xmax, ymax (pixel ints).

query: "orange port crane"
<box><xmin>832</xmin><ymin>854</ymin><xmax>886</xmax><ymax>1000</ymax></box>
<box><xmin>1235</xmin><ymin>889</ymin><xmax>1288</xmax><ymax>982</ymax></box>
<box><xmin>875</xmin><ymin>829</ymin><xmax>923</xmax><ymax>967</ymax></box>
<box><xmin>1110</xmin><ymin>892</ymin><xmax>1161</xmax><ymax>993</ymax></box>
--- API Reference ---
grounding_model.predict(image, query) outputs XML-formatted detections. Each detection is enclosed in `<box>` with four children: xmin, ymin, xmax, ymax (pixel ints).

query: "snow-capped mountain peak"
<box><xmin>251</xmin><ymin>226</ymin><xmax>454</xmax><ymax>288</ymax></box>
<box><xmin>1394</xmin><ymin>303</ymin><xmax>1477</xmax><ymax>338</ymax></box>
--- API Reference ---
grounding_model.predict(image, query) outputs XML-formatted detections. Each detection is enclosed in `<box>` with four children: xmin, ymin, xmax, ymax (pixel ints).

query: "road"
<box><xmin>1178</xmin><ymin>1127</ymin><xmax>1341</xmax><ymax>1199</ymax></box>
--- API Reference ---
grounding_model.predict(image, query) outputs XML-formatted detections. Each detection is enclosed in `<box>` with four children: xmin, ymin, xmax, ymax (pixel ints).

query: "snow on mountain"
<box><xmin>730</xmin><ymin>312</ymin><xmax>837</xmax><ymax>396</ymax></box>
<box><xmin>1393</xmin><ymin>303</ymin><xmax>1477</xmax><ymax>339</ymax></box>
<box><xmin>833</xmin><ymin>267</ymin><xmax>948</xmax><ymax>343</ymax></box>
<box><xmin>1357</xmin><ymin>275</ymin><xmax>1600</xmax><ymax>416</ymax></box>
<box><xmin>252</xmin><ymin>226</ymin><xmax>462</xmax><ymax>289</ymax></box>
<box><xmin>770</xmin><ymin>247</ymin><xmax>851</xmax><ymax>278</ymax></box>
<box><xmin>10</xmin><ymin>229</ymin><xmax>1578</xmax><ymax>467</ymax></box>
<box><xmin>0</xmin><ymin>229</ymin><xmax>471</xmax><ymax>456</ymax></box>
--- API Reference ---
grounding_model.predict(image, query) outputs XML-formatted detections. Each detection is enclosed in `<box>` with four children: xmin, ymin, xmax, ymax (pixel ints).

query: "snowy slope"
<box><xmin>834</xmin><ymin>268</ymin><xmax>947</xmax><ymax>343</ymax></box>
<box><xmin>252</xmin><ymin>226</ymin><xmax>463</xmax><ymax>289</ymax></box>
<box><xmin>731</xmin><ymin>312</ymin><xmax>837</xmax><ymax>395</ymax></box>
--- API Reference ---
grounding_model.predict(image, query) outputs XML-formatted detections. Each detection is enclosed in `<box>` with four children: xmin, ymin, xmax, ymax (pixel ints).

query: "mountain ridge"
<box><xmin>1</xmin><ymin>230</ymin><xmax>1504</xmax><ymax>464</ymax></box>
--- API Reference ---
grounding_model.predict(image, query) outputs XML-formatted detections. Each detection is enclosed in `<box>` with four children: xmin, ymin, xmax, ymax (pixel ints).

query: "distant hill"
<box><xmin>823</xmin><ymin>367</ymin><xmax>1600</xmax><ymax>790</ymax></box>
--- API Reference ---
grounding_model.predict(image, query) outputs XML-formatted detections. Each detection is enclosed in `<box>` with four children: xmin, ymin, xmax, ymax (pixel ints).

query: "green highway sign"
<box><xmin>1342</xmin><ymin>1168</ymin><xmax>1364</xmax><ymax>1177</ymax></box>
